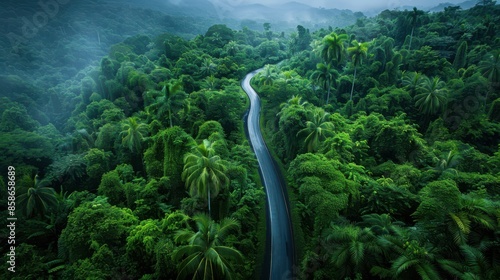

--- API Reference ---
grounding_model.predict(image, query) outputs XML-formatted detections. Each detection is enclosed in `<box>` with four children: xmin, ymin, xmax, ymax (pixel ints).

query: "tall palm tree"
<box><xmin>414</xmin><ymin>76</ymin><xmax>448</xmax><ymax>115</ymax></box>
<box><xmin>321</xmin><ymin>32</ymin><xmax>348</xmax><ymax>66</ymax></box>
<box><xmin>174</xmin><ymin>213</ymin><xmax>243</xmax><ymax>280</ymax></box>
<box><xmin>407</xmin><ymin>7</ymin><xmax>424</xmax><ymax>51</ymax></box>
<box><xmin>148</xmin><ymin>81</ymin><xmax>188</xmax><ymax>128</ymax></box>
<box><xmin>310</xmin><ymin>63</ymin><xmax>339</xmax><ymax>105</ymax></box>
<box><xmin>297</xmin><ymin>109</ymin><xmax>335</xmax><ymax>152</ymax></box>
<box><xmin>120</xmin><ymin>117</ymin><xmax>149</xmax><ymax>154</ymax></box>
<box><xmin>182</xmin><ymin>140</ymin><xmax>229</xmax><ymax>216</ymax></box>
<box><xmin>18</xmin><ymin>174</ymin><xmax>58</xmax><ymax>218</ymax></box>
<box><xmin>347</xmin><ymin>40</ymin><xmax>369</xmax><ymax>101</ymax></box>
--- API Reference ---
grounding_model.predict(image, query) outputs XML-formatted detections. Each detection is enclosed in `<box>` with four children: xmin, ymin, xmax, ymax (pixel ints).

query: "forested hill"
<box><xmin>0</xmin><ymin>0</ymin><xmax>213</xmax><ymax>91</ymax></box>
<box><xmin>1</xmin><ymin>0</ymin><xmax>500</xmax><ymax>279</ymax></box>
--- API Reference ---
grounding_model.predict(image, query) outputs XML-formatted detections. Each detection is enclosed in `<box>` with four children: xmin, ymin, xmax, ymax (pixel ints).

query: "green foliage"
<box><xmin>0</xmin><ymin>129</ymin><xmax>54</xmax><ymax>171</ymax></box>
<box><xmin>84</xmin><ymin>148</ymin><xmax>112</xmax><ymax>183</ymax></box>
<box><xmin>479</xmin><ymin>49</ymin><xmax>500</xmax><ymax>84</ymax></box>
<box><xmin>182</xmin><ymin>139</ymin><xmax>229</xmax><ymax>216</ymax></box>
<box><xmin>413</xmin><ymin>180</ymin><xmax>462</xmax><ymax>242</ymax></box>
<box><xmin>120</xmin><ymin>117</ymin><xmax>149</xmax><ymax>153</ymax></box>
<box><xmin>59</xmin><ymin>197</ymin><xmax>138</xmax><ymax>262</ymax></box>
<box><xmin>3</xmin><ymin>5</ymin><xmax>500</xmax><ymax>279</ymax></box>
<box><xmin>196</xmin><ymin>120</ymin><xmax>225</xmax><ymax>141</ymax></box>
<box><xmin>17</xmin><ymin>174</ymin><xmax>58</xmax><ymax>218</ymax></box>
<box><xmin>0</xmin><ymin>103</ymin><xmax>39</xmax><ymax>132</ymax></box>
<box><xmin>453</xmin><ymin>41</ymin><xmax>469</xmax><ymax>69</ymax></box>
<box><xmin>174</xmin><ymin>213</ymin><xmax>243</xmax><ymax>280</ymax></box>
<box><xmin>144</xmin><ymin>126</ymin><xmax>194</xmax><ymax>185</ymax></box>
<box><xmin>98</xmin><ymin>171</ymin><xmax>125</xmax><ymax>206</ymax></box>
<box><xmin>488</xmin><ymin>98</ymin><xmax>500</xmax><ymax>122</ymax></box>
<box><xmin>205</xmin><ymin>85</ymin><xmax>247</xmax><ymax>137</ymax></box>
<box><xmin>414</xmin><ymin>76</ymin><xmax>448</xmax><ymax>115</ymax></box>
<box><xmin>288</xmin><ymin>153</ymin><xmax>352</xmax><ymax>234</ymax></box>
<box><xmin>310</xmin><ymin>63</ymin><xmax>339</xmax><ymax>104</ymax></box>
<box><xmin>147</xmin><ymin>81</ymin><xmax>188</xmax><ymax>128</ymax></box>
<box><xmin>297</xmin><ymin>108</ymin><xmax>335</xmax><ymax>152</ymax></box>
<box><xmin>320</xmin><ymin>32</ymin><xmax>348</xmax><ymax>65</ymax></box>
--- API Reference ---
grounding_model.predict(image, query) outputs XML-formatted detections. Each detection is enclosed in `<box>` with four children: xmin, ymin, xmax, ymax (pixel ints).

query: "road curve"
<box><xmin>241</xmin><ymin>70</ymin><xmax>295</xmax><ymax>280</ymax></box>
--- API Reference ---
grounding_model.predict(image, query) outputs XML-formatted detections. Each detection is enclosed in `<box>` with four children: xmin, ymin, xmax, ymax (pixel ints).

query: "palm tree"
<box><xmin>297</xmin><ymin>109</ymin><xmax>335</xmax><ymax>152</ymax></box>
<box><xmin>182</xmin><ymin>140</ymin><xmax>229</xmax><ymax>217</ymax></box>
<box><xmin>120</xmin><ymin>117</ymin><xmax>149</xmax><ymax>154</ymax></box>
<box><xmin>434</xmin><ymin>150</ymin><xmax>461</xmax><ymax>176</ymax></box>
<box><xmin>401</xmin><ymin>71</ymin><xmax>424</xmax><ymax>95</ymax></box>
<box><xmin>258</xmin><ymin>64</ymin><xmax>276</xmax><ymax>86</ymax></box>
<box><xmin>414</xmin><ymin>76</ymin><xmax>448</xmax><ymax>115</ymax></box>
<box><xmin>456</xmin><ymin>245</ymin><xmax>497</xmax><ymax>279</ymax></box>
<box><xmin>224</xmin><ymin>41</ymin><xmax>238</xmax><ymax>56</ymax></box>
<box><xmin>446</xmin><ymin>195</ymin><xmax>496</xmax><ymax>246</ymax></box>
<box><xmin>389</xmin><ymin>242</ymin><xmax>442</xmax><ymax>280</ymax></box>
<box><xmin>279</xmin><ymin>95</ymin><xmax>308</xmax><ymax>110</ymax></box>
<box><xmin>200</xmin><ymin>58</ymin><xmax>217</xmax><ymax>77</ymax></box>
<box><xmin>174</xmin><ymin>213</ymin><xmax>243</xmax><ymax>280</ymax></box>
<box><xmin>347</xmin><ymin>40</ymin><xmax>369</xmax><ymax>101</ymax></box>
<box><xmin>407</xmin><ymin>7</ymin><xmax>424</xmax><ymax>51</ymax></box>
<box><xmin>326</xmin><ymin>224</ymin><xmax>382</xmax><ymax>278</ymax></box>
<box><xmin>358</xmin><ymin>213</ymin><xmax>405</xmax><ymax>236</ymax></box>
<box><xmin>321</xmin><ymin>32</ymin><xmax>348</xmax><ymax>66</ymax></box>
<box><xmin>149</xmin><ymin>81</ymin><xmax>188</xmax><ymax>128</ymax></box>
<box><xmin>310</xmin><ymin>63</ymin><xmax>339</xmax><ymax>105</ymax></box>
<box><xmin>18</xmin><ymin>174</ymin><xmax>58</xmax><ymax>218</ymax></box>
<box><xmin>478</xmin><ymin>50</ymin><xmax>500</xmax><ymax>84</ymax></box>
<box><xmin>281</xmin><ymin>70</ymin><xmax>296</xmax><ymax>89</ymax></box>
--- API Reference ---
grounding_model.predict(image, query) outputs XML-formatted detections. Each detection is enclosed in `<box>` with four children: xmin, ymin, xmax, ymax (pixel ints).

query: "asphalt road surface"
<box><xmin>241</xmin><ymin>69</ymin><xmax>296</xmax><ymax>280</ymax></box>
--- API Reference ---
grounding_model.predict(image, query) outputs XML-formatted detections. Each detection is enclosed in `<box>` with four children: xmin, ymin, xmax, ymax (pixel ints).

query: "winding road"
<box><xmin>242</xmin><ymin>70</ymin><xmax>295</xmax><ymax>280</ymax></box>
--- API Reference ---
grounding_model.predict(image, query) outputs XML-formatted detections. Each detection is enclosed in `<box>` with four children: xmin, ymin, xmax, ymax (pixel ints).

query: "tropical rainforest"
<box><xmin>1</xmin><ymin>0</ymin><xmax>500</xmax><ymax>279</ymax></box>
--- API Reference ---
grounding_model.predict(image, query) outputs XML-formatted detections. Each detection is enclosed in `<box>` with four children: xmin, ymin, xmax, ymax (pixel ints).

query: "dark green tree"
<box><xmin>348</xmin><ymin>40</ymin><xmax>370</xmax><ymax>101</ymax></box>
<box><xmin>120</xmin><ymin>117</ymin><xmax>149</xmax><ymax>154</ymax></box>
<box><xmin>17</xmin><ymin>174</ymin><xmax>58</xmax><ymax>218</ymax></box>
<box><xmin>297</xmin><ymin>109</ymin><xmax>335</xmax><ymax>152</ymax></box>
<box><xmin>182</xmin><ymin>139</ymin><xmax>229</xmax><ymax>216</ymax></box>
<box><xmin>174</xmin><ymin>213</ymin><xmax>243</xmax><ymax>280</ymax></box>
<box><xmin>321</xmin><ymin>32</ymin><xmax>348</xmax><ymax>66</ymax></box>
<box><xmin>310</xmin><ymin>63</ymin><xmax>339</xmax><ymax>105</ymax></box>
<box><xmin>407</xmin><ymin>7</ymin><xmax>425</xmax><ymax>51</ymax></box>
<box><xmin>414</xmin><ymin>76</ymin><xmax>448</xmax><ymax>115</ymax></box>
<box><xmin>453</xmin><ymin>41</ymin><xmax>468</xmax><ymax>69</ymax></box>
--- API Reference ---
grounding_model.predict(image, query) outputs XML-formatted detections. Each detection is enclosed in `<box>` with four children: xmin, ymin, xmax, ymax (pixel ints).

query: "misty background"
<box><xmin>0</xmin><ymin>0</ymin><xmax>483</xmax><ymax>99</ymax></box>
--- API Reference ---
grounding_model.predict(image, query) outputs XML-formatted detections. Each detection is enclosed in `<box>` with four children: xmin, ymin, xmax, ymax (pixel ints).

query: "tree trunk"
<box><xmin>208</xmin><ymin>187</ymin><xmax>211</xmax><ymax>218</ymax></box>
<box><xmin>408</xmin><ymin>27</ymin><xmax>414</xmax><ymax>51</ymax></box>
<box><xmin>350</xmin><ymin>67</ymin><xmax>357</xmax><ymax>101</ymax></box>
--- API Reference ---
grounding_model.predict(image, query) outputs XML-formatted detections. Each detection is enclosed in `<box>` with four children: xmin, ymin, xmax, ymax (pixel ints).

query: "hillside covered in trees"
<box><xmin>1</xmin><ymin>1</ymin><xmax>499</xmax><ymax>279</ymax></box>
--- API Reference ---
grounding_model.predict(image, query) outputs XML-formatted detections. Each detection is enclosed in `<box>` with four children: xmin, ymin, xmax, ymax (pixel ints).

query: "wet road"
<box><xmin>241</xmin><ymin>70</ymin><xmax>295</xmax><ymax>280</ymax></box>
